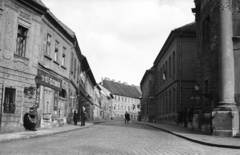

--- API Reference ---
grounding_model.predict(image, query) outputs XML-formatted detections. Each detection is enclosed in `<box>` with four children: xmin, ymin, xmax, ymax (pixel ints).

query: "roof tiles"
<box><xmin>102</xmin><ymin>80</ymin><xmax>141</xmax><ymax>98</ymax></box>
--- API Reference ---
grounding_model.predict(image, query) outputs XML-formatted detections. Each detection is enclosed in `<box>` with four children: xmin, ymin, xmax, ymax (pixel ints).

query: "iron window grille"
<box><xmin>4</xmin><ymin>88</ymin><xmax>16</xmax><ymax>114</ymax></box>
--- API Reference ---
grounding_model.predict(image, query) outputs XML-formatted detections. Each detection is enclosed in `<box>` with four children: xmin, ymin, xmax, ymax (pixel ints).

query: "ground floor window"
<box><xmin>4</xmin><ymin>87</ymin><xmax>16</xmax><ymax>114</ymax></box>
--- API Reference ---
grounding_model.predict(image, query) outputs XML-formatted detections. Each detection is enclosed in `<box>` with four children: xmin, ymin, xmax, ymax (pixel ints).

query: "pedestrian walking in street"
<box><xmin>73</xmin><ymin>110</ymin><xmax>78</xmax><ymax>125</ymax></box>
<box><xmin>125</xmin><ymin>111</ymin><xmax>130</xmax><ymax>123</ymax></box>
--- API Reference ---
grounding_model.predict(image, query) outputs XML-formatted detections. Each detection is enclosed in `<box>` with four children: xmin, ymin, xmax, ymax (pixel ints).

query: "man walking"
<box><xmin>125</xmin><ymin>111</ymin><xmax>130</xmax><ymax>123</ymax></box>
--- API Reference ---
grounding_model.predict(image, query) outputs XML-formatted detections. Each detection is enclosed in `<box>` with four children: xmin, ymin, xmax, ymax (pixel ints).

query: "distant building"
<box><xmin>140</xmin><ymin>68</ymin><xmax>155</xmax><ymax>122</ymax></box>
<box><xmin>100</xmin><ymin>78</ymin><xmax>141</xmax><ymax>121</ymax></box>
<box><xmin>98</xmin><ymin>85</ymin><xmax>114</xmax><ymax>120</ymax></box>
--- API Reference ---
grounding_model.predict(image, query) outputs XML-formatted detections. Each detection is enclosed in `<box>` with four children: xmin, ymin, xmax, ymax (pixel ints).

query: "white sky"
<box><xmin>41</xmin><ymin>0</ymin><xmax>195</xmax><ymax>86</ymax></box>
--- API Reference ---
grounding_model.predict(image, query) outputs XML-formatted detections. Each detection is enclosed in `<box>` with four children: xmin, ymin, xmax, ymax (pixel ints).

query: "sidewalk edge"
<box><xmin>0</xmin><ymin>123</ymin><xmax>94</xmax><ymax>144</ymax></box>
<box><xmin>133</xmin><ymin>122</ymin><xmax>240</xmax><ymax>149</ymax></box>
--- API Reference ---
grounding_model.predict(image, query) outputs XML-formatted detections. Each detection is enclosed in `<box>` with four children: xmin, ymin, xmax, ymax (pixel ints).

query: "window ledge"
<box><xmin>14</xmin><ymin>54</ymin><xmax>29</xmax><ymax>61</ymax></box>
<box><xmin>44</xmin><ymin>55</ymin><xmax>52</xmax><ymax>60</ymax></box>
<box><xmin>53</xmin><ymin>60</ymin><xmax>59</xmax><ymax>65</ymax></box>
<box><xmin>61</xmin><ymin>65</ymin><xmax>66</xmax><ymax>70</ymax></box>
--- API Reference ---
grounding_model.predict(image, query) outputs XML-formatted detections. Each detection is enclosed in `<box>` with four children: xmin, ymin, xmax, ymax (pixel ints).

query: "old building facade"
<box><xmin>79</xmin><ymin>55</ymin><xmax>97</xmax><ymax>121</ymax></box>
<box><xmin>193</xmin><ymin>0</ymin><xmax>240</xmax><ymax>136</ymax></box>
<box><xmin>101</xmin><ymin>78</ymin><xmax>141</xmax><ymax>121</ymax></box>
<box><xmin>140</xmin><ymin>23</ymin><xmax>197</xmax><ymax>127</ymax></box>
<box><xmin>38</xmin><ymin>10</ymin><xmax>75</xmax><ymax>128</ymax></box>
<box><xmin>0</xmin><ymin>0</ymin><xmax>97</xmax><ymax>133</ymax></box>
<box><xmin>0</xmin><ymin>0</ymin><xmax>47</xmax><ymax>132</ymax></box>
<box><xmin>140</xmin><ymin>69</ymin><xmax>155</xmax><ymax>122</ymax></box>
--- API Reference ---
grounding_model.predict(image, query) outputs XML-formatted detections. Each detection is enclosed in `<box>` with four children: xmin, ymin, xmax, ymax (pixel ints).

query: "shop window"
<box><xmin>59</xmin><ymin>89</ymin><xmax>66</xmax><ymax>98</ymax></box>
<box><xmin>15</xmin><ymin>25</ymin><xmax>28</xmax><ymax>58</ymax></box>
<box><xmin>4</xmin><ymin>87</ymin><xmax>16</xmax><ymax>114</ymax></box>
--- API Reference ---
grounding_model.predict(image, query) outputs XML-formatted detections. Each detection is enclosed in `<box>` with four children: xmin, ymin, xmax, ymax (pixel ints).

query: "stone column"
<box><xmin>212</xmin><ymin>0</ymin><xmax>239</xmax><ymax>136</ymax></box>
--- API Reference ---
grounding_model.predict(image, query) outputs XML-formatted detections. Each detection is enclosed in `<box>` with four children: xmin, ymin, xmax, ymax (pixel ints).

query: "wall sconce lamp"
<box><xmin>35</xmin><ymin>75</ymin><xmax>42</xmax><ymax>88</ymax></box>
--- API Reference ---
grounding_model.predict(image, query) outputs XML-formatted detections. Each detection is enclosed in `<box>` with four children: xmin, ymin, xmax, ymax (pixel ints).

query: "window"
<box><xmin>62</xmin><ymin>53</ymin><xmax>66</xmax><ymax>66</ymax></box>
<box><xmin>54</xmin><ymin>41</ymin><xmax>59</xmax><ymax>62</ymax></box>
<box><xmin>173</xmin><ymin>52</ymin><xmax>175</xmax><ymax>76</ymax></box>
<box><xmin>71</xmin><ymin>53</ymin><xmax>74</xmax><ymax>74</ymax></box>
<box><xmin>202</xmin><ymin>16</ymin><xmax>210</xmax><ymax>44</ymax></box>
<box><xmin>169</xmin><ymin>91</ymin><xmax>171</xmax><ymax>112</ymax></box>
<box><xmin>77</xmin><ymin>65</ymin><xmax>80</xmax><ymax>83</ymax></box>
<box><xmin>62</xmin><ymin>47</ymin><xmax>66</xmax><ymax>66</ymax></box>
<box><xmin>46</xmin><ymin>34</ymin><xmax>51</xmax><ymax>56</ymax></box>
<box><xmin>173</xmin><ymin>89</ymin><xmax>175</xmax><ymax>111</ymax></box>
<box><xmin>160</xmin><ymin>68</ymin><xmax>162</xmax><ymax>85</ymax></box>
<box><xmin>16</xmin><ymin>25</ymin><xmax>28</xmax><ymax>58</ymax></box>
<box><xmin>4</xmin><ymin>88</ymin><xmax>16</xmax><ymax>113</ymax></box>
<box><xmin>165</xmin><ymin>61</ymin><xmax>168</xmax><ymax>80</ymax></box>
<box><xmin>74</xmin><ymin>58</ymin><xmax>76</xmax><ymax>79</ymax></box>
<box><xmin>163</xmin><ymin>65</ymin><xmax>165</xmax><ymax>82</ymax></box>
<box><xmin>169</xmin><ymin>57</ymin><xmax>171</xmax><ymax>77</ymax></box>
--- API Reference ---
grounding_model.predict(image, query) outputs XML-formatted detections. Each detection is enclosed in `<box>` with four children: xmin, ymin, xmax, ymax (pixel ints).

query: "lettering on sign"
<box><xmin>41</xmin><ymin>75</ymin><xmax>61</xmax><ymax>88</ymax></box>
<box><xmin>37</xmin><ymin>69</ymin><xmax>62</xmax><ymax>91</ymax></box>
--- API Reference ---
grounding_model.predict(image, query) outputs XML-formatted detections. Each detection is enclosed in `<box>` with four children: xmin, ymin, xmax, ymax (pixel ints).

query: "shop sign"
<box><xmin>37</xmin><ymin>69</ymin><xmax>62</xmax><ymax>91</ymax></box>
<box><xmin>54</xmin><ymin>90</ymin><xmax>58</xmax><ymax>110</ymax></box>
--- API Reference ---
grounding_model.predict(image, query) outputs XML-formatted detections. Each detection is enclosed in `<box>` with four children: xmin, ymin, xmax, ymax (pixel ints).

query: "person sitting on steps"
<box><xmin>23</xmin><ymin>111</ymin><xmax>37</xmax><ymax>131</ymax></box>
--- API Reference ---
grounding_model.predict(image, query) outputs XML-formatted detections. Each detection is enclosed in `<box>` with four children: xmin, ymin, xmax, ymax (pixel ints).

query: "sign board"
<box><xmin>37</xmin><ymin>69</ymin><xmax>62</xmax><ymax>91</ymax></box>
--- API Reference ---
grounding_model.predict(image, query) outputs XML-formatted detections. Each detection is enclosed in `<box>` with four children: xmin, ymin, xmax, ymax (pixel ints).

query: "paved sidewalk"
<box><xmin>133</xmin><ymin>121</ymin><xmax>240</xmax><ymax>149</ymax></box>
<box><xmin>0</xmin><ymin>120</ymin><xmax>106</xmax><ymax>143</ymax></box>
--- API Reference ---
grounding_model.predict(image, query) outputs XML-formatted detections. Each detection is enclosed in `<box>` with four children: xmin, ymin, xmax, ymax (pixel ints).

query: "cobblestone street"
<box><xmin>0</xmin><ymin>121</ymin><xmax>240</xmax><ymax>155</ymax></box>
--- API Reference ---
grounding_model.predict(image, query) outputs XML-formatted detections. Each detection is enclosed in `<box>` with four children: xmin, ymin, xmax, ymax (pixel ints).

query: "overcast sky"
<box><xmin>41</xmin><ymin>0</ymin><xmax>195</xmax><ymax>86</ymax></box>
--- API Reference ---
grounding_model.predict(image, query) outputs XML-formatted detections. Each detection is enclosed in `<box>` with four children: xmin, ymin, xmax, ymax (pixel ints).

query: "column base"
<box><xmin>212</xmin><ymin>106</ymin><xmax>239</xmax><ymax>137</ymax></box>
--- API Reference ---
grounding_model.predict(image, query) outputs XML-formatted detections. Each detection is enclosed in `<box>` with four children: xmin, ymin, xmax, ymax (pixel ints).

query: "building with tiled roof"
<box><xmin>100</xmin><ymin>78</ymin><xmax>141</xmax><ymax>121</ymax></box>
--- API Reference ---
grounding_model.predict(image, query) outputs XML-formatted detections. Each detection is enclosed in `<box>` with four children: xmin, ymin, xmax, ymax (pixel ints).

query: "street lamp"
<box><xmin>35</xmin><ymin>75</ymin><xmax>41</xmax><ymax>88</ymax></box>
